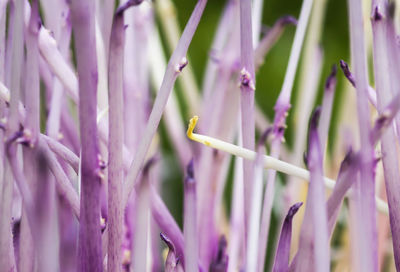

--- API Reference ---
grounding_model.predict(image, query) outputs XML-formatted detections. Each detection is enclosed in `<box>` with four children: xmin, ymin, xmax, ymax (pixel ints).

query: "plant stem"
<box><xmin>106</xmin><ymin>6</ymin><xmax>127</xmax><ymax>272</ymax></box>
<box><xmin>122</xmin><ymin>0</ymin><xmax>208</xmax><ymax>208</ymax></box>
<box><xmin>239</xmin><ymin>0</ymin><xmax>256</xmax><ymax>243</ymax></box>
<box><xmin>184</xmin><ymin>160</ymin><xmax>199</xmax><ymax>272</ymax></box>
<box><xmin>69</xmin><ymin>0</ymin><xmax>103</xmax><ymax>269</ymax></box>
<box><xmin>187</xmin><ymin>116</ymin><xmax>389</xmax><ymax>214</ymax></box>
<box><xmin>371</xmin><ymin>1</ymin><xmax>400</xmax><ymax>269</ymax></box>
<box><xmin>347</xmin><ymin>0</ymin><xmax>378</xmax><ymax>270</ymax></box>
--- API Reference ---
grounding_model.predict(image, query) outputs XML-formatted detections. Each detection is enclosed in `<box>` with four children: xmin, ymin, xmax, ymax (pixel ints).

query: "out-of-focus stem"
<box><xmin>252</xmin><ymin>0</ymin><xmax>264</xmax><ymax>46</ymax></box>
<box><xmin>150</xmin><ymin>187</ymin><xmax>185</xmax><ymax>264</ymax></box>
<box><xmin>254</xmin><ymin>15</ymin><xmax>298</xmax><ymax>70</ymax></box>
<box><xmin>149</xmin><ymin>28</ymin><xmax>191</xmax><ymax>166</ymax></box>
<box><xmin>246</xmin><ymin>132</ymin><xmax>269</xmax><ymax>272</ymax></box>
<box><xmin>37</xmin><ymin>137</ymin><xmax>80</xmax><ymax>219</ymax></box>
<box><xmin>155</xmin><ymin>0</ymin><xmax>201</xmax><ymax>115</ymax></box>
<box><xmin>184</xmin><ymin>160</ymin><xmax>199</xmax><ymax>272</ymax></box>
<box><xmin>307</xmin><ymin>109</ymin><xmax>330</xmax><ymax>272</ymax></box>
<box><xmin>371</xmin><ymin>1</ymin><xmax>400</xmax><ymax>269</ymax></box>
<box><xmin>318</xmin><ymin>65</ymin><xmax>337</xmax><ymax>150</ymax></box>
<box><xmin>347</xmin><ymin>0</ymin><xmax>378</xmax><ymax>270</ymax></box>
<box><xmin>1</xmin><ymin>1</ymin><xmax>24</xmax><ymax>271</ymax></box>
<box><xmin>239</xmin><ymin>0</ymin><xmax>256</xmax><ymax>243</ymax></box>
<box><xmin>202</xmin><ymin>0</ymin><xmax>236</xmax><ymax>102</ymax></box>
<box><xmin>70</xmin><ymin>0</ymin><xmax>103</xmax><ymax>270</ymax></box>
<box><xmin>122</xmin><ymin>0</ymin><xmax>208</xmax><ymax>208</ymax></box>
<box><xmin>132</xmin><ymin>165</ymin><xmax>151</xmax><ymax>272</ymax></box>
<box><xmin>227</xmin><ymin>130</ymin><xmax>245</xmax><ymax>272</ymax></box>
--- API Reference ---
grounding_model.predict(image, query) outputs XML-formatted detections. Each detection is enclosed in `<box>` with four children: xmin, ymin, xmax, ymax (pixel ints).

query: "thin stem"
<box><xmin>187</xmin><ymin>116</ymin><xmax>389</xmax><ymax>214</ymax></box>
<box><xmin>122</xmin><ymin>0</ymin><xmax>208</xmax><ymax>208</ymax></box>
<box><xmin>246</xmin><ymin>133</ymin><xmax>268</xmax><ymax>272</ymax></box>
<box><xmin>371</xmin><ymin>1</ymin><xmax>400</xmax><ymax>269</ymax></box>
<box><xmin>347</xmin><ymin>0</ymin><xmax>378</xmax><ymax>270</ymax></box>
<box><xmin>239</xmin><ymin>0</ymin><xmax>256</xmax><ymax>242</ymax></box>
<box><xmin>155</xmin><ymin>0</ymin><xmax>201</xmax><ymax>115</ymax></box>
<box><xmin>184</xmin><ymin>160</ymin><xmax>199</xmax><ymax>272</ymax></box>
<box><xmin>132</xmin><ymin>171</ymin><xmax>151</xmax><ymax>272</ymax></box>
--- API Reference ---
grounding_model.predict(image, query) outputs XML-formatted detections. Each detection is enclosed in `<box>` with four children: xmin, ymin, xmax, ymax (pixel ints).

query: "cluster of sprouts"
<box><xmin>1</xmin><ymin>0</ymin><xmax>400</xmax><ymax>271</ymax></box>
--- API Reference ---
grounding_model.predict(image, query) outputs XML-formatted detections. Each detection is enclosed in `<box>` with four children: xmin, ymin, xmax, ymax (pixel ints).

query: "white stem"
<box><xmin>187</xmin><ymin>116</ymin><xmax>389</xmax><ymax>214</ymax></box>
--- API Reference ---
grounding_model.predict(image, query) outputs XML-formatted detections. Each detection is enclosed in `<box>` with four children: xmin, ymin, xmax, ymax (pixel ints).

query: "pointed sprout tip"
<box><xmin>187</xmin><ymin>116</ymin><xmax>199</xmax><ymax>140</ymax></box>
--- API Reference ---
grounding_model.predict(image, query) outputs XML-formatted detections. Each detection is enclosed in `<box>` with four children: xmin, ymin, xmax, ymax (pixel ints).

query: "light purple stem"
<box><xmin>272</xmin><ymin>202</ymin><xmax>302</xmax><ymax>272</ymax></box>
<box><xmin>318</xmin><ymin>65</ymin><xmax>337</xmax><ymax>149</ymax></box>
<box><xmin>150</xmin><ymin>187</ymin><xmax>185</xmax><ymax>265</ymax></box>
<box><xmin>122</xmin><ymin>0</ymin><xmax>208</xmax><ymax>207</ymax></box>
<box><xmin>132</xmin><ymin>168</ymin><xmax>150</xmax><ymax>272</ymax></box>
<box><xmin>326</xmin><ymin>150</ymin><xmax>359</xmax><ymax>234</ymax></box>
<box><xmin>239</xmin><ymin>0</ymin><xmax>256</xmax><ymax>242</ymax></box>
<box><xmin>69</xmin><ymin>0</ymin><xmax>103</xmax><ymax>270</ymax></box>
<box><xmin>371</xmin><ymin>1</ymin><xmax>400</xmax><ymax>269</ymax></box>
<box><xmin>291</xmin><ymin>109</ymin><xmax>329</xmax><ymax>272</ymax></box>
<box><xmin>184</xmin><ymin>160</ymin><xmax>199</xmax><ymax>272</ymax></box>
<box><xmin>347</xmin><ymin>0</ymin><xmax>378</xmax><ymax>270</ymax></box>
<box><xmin>254</xmin><ymin>15</ymin><xmax>298</xmax><ymax>70</ymax></box>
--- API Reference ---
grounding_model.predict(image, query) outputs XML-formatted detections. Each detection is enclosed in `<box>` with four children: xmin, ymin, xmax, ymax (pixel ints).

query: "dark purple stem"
<box><xmin>272</xmin><ymin>202</ymin><xmax>302</xmax><ymax>272</ymax></box>
<box><xmin>69</xmin><ymin>0</ymin><xmax>103</xmax><ymax>270</ymax></box>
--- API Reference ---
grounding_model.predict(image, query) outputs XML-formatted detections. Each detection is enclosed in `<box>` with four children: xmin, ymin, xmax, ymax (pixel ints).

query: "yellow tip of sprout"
<box><xmin>187</xmin><ymin>115</ymin><xmax>198</xmax><ymax>140</ymax></box>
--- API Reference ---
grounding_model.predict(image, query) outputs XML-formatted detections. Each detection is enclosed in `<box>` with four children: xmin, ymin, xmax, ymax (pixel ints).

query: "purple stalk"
<box><xmin>161</xmin><ymin>233</ymin><xmax>182</xmax><ymax>272</ymax></box>
<box><xmin>148</xmin><ymin>29</ymin><xmax>191</xmax><ymax>166</ymax></box>
<box><xmin>69</xmin><ymin>0</ymin><xmax>103</xmax><ymax>270</ymax></box>
<box><xmin>318</xmin><ymin>65</ymin><xmax>337</xmax><ymax>149</ymax></box>
<box><xmin>122</xmin><ymin>0</ymin><xmax>208</xmax><ymax>207</ymax></box>
<box><xmin>132</xmin><ymin>160</ymin><xmax>152</xmax><ymax>272</ymax></box>
<box><xmin>46</xmin><ymin>4</ymin><xmax>71</xmax><ymax>140</ymax></box>
<box><xmin>247</xmin><ymin>129</ymin><xmax>270</xmax><ymax>271</ymax></box>
<box><xmin>37</xmin><ymin>137</ymin><xmax>80</xmax><ymax>218</ymax></box>
<box><xmin>227</xmin><ymin>134</ymin><xmax>245</xmax><ymax>272</ymax></box>
<box><xmin>32</xmin><ymin>150</ymin><xmax>59</xmax><ymax>272</ymax></box>
<box><xmin>254</xmin><ymin>15</ymin><xmax>298</xmax><ymax>70</ymax></box>
<box><xmin>202</xmin><ymin>0</ymin><xmax>236</xmax><ymax>102</ymax></box>
<box><xmin>1</xmin><ymin>1</ymin><xmax>24</xmax><ymax>270</ymax></box>
<box><xmin>306</xmin><ymin>109</ymin><xmax>330</xmax><ymax>272</ymax></box>
<box><xmin>326</xmin><ymin>149</ymin><xmax>359</xmax><ymax>234</ymax></box>
<box><xmin>209</xmin><ymin>236</ymin><xmax>229</xmax><ymax>272</ymax></box>
<box><xmin>42</xmin><ymin>135</ymin><xmax>79</xmax><ymax>173</ymax></box>
<box><xmin>106</xmin><ymin>3</ymin><xmax>136</xmax><ymax>270</ymax></box>
<box><xmin>150</xmin><ymin>187</ymin><xmax>185</xmax><ymax>264</ymax></box>
<box><xmin>258</xmin><ymin>1</ymin><xmax>312</xmax><ymax>269</ymax></box>
<box><xmin>272</xmin><ymin>202</ymin><xmax>303</xmax><ymax>272</ymax></box>
<box><xmin>0</xmin><ymin>0</ymin><xmax>6</xmax><ymax>82</ymax></box>
<box><xmin>291</xmin><ymin>109</ymin><xmax>329</xmax><ymax>272</ymax></box>
<box><xmin>239</xmin><ymin>0</ymin><xmax>256</xmax><ymax>239</ymax></box>
<box><xmin>184</xmin><ymin>160</ymin><xmax>199</xmax><ymax>272</ymax></box>
<box><xmin>20</xmin><ymin>2</ymin><xmax>40</xmax><ymax>269</ymax></box>
<box><xmin>37</xmin><ymin>22</ymin><xmax>78</xmax><ymax>102</ymax></box>
<box><xmin>347</xmin><ymin>0</ymin><xmax>378</xmax><ymax>270</ymax></box>
<box><xmin>339</xmin><ymin>60</ymin><xmax>378</xmax><ymax>108</ymax></box>
<box><xmin>197</xmin><ymin>27</ymin><xmax>239</xmax><ymax>268</ymax></box>
<box><xmin>384</xmin><ymin>3</ymin><xmax>400</xmax><ymax>141</ymax></box>
<box><xmin>371</xmin><ymin>1</ymin><xmax>400</xmax><ymax>269</ymax></box>
<box><xmin>123</xmin><ymin>3</ymin><xmax>151</xmax><ymax>152</ymax></box>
